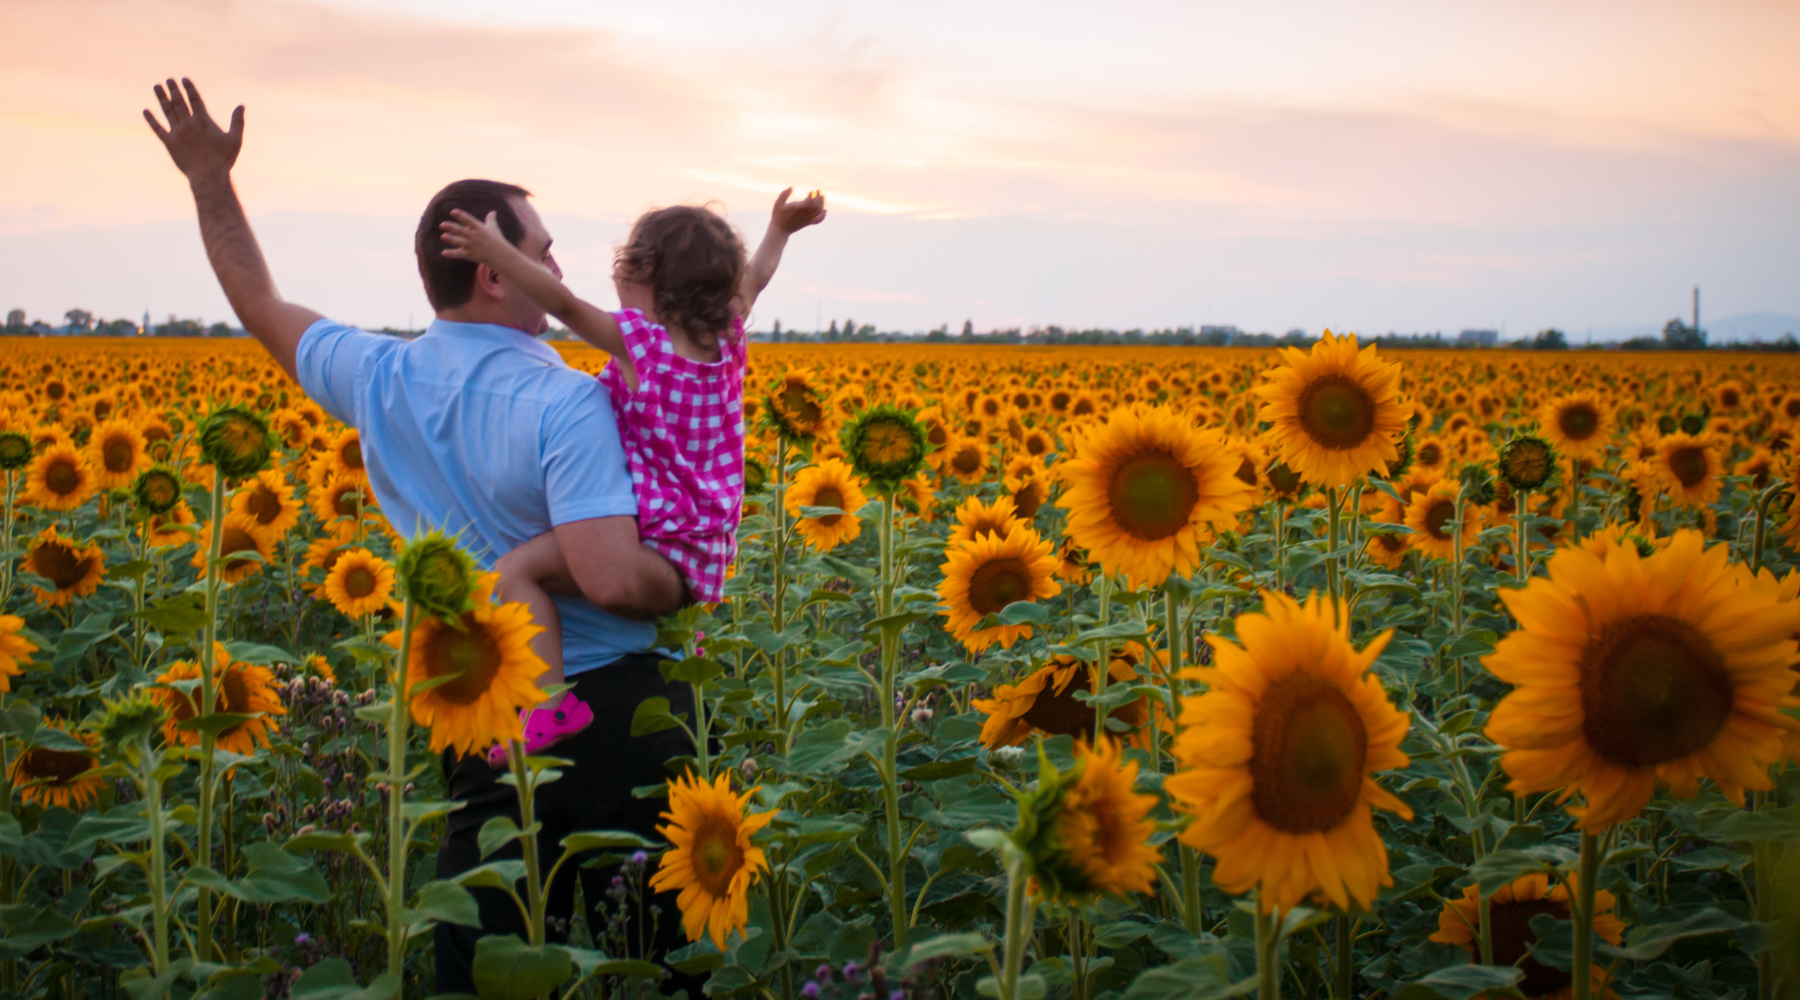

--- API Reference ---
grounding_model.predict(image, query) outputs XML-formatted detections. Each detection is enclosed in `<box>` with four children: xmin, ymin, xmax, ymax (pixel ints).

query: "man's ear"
<box><xmin>474</xmin><ymin>262</ymin><xmax>506</xmax><ymax>302</ymax></box>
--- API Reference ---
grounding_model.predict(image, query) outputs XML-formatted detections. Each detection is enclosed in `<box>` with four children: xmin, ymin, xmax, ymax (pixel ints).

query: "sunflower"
<box><xmin>941</xmin><ymin>437</ymin><xmax>990</xmax><ymax>485</ymax></box>
<box><xmin>306</xmin><ymin>654</ymin><xmax>337</xmax><ymax>685</ymax></box>
<box><xmin>22</xmin><ymin>526</ymin><xmax>106</xmax><ymax>608</ymax></box>
<box><xmin>1432</xmin><ymin>873</ymin><xmax>1624</xmax><ymax>1000</ymax></box>
<box><xmin>765</xmin><ymin>370</ymin><xmax>829</xmax><ymax>441</ymax></box>
<box><xmin>648</xmin><ymin>771</ymin><xmax>775</xmax><ymax>949</ymax></box>
<box><xmin>1735</xmin><ymin>448</ymin><xmax>1777</xmax><ymax>491</ymax></box>
<box><xmin>155</xmin><ymin>644</ymin><xmax>287</xmax><ymax>755</ymax></box>
<box><xmin>843</xmin><ymin>405</ymin><xmax>928</xmax><ymax>489</ymax></box>
<box><xmin>0</xmin><ymin>615</ymin><xmax>36</xmax><ymax>692</ymax></box>
<box><xmin>1003</xmin><ymin>458</ymin><xmax>1051</xmax><ymax>518</ymax></box>
<box><xmin>326</xmin><ymin>427</ymin><xmax>366</xmax><ymax>480</ymax></box>
<box><xmin>9</xmin><ymin>722</ymin><xmax>104</xmax><ymax>811</ymax></box>
<box><xmin>898</xmin><ymin>476</ymin><xmax>936</xmax><ymax>521</ymax></box>
<box><xmin>946</xmin><ymin>495</ymin><xmax>1025</xmax><ymax>547</ymax></box>
<box><xmin>191</xmin><ymin>512</ymin><xmax>276</xmax><ymax>584</ymax></box>
<box><xmin>1254</xmin><ymin>330</ymin><xmax>1408</xmax><ymax>488</ymax></box>
<box><xmin>199</xmin><ymin>405</ymin><xmax>274</xmax><ymax>478</ymax></box>
<box><xmin>132</xmin><ymin>466</ymin><xmax>184</xmax><ymax>515</ymax></box>
<box><xmin>1486</xmin><ymin>531</ymin><xmax>1798</xmax><ymax>830</ymax></box>
<box><xmin>1412</xmin><ymin>435</ymin><xmax>1449</xmax><ymax>477</ymax></box>
<box><xmin>1055</xmin><ymin>404</ymin><xmax>1255</xmax><ymax>588</ymax></box>
<box><xmin>24</xmin><ymin>443</ymin><xmax>95</xmax><ymax>511</ymax></box>
<box><xmin>1403</xmin><ymin>481</ymin><xmax>1480</xmax><ymax>561</ymax></box>
<box><xmin>1016</xmin><ymin>738</ymin><xmax>1161</xmax><ymax>901</ymax></box>
<box><xmin>1653</xmin><ymin>432</ymin><xmax>1724</xmax><ymax>509</ymax></box>
<box><xmin>938</xmin><ymin>528</ymin><xmax>1061</xmax><ymax>652</ymax></box>
<box><xmin>88</xmin><ymin>418</ymin><xmax>149</xmax><ymax>488</ymax></box>
<box><xmin>1166</xmin><ymin>590</ymin><xmax>1413</xmax><ymax>913</ymax></box>
<box><xmin>309</xmin><ymin>474</ymin><xmax>374</xmax><ymax>537</ymax></box>
<box><xmin>387</xmin><ymin>574</ymin><xmax>546</xmax><ymax>756</ymax></box>
<box><xmin>325</xmin><ymin>548</ymin><xmax>395</xmax><ymax>618</ymax></box>
<box><xmin>783</xmin><ymin>459</ymin><xmax>868</xmax><ymax>553</ymax></box>
<box><xmin>230</xmin><ymin>468</ymin><xmax>301</xmax><ymax>540</ymax></box>
<box><xmin>975</xmin><ymin>650</ymin><xmax>1169</xmax><ymax>749</ymax></box>
<box><xmin>1054</xmin><ymin>536</ymin><xmax>1092</xmax><ymax>586</ymax></box>
<box><xmin>143</xmin><ymin>502</ymin><xmax>198</xmax><ymax>549</ymax></box>
<box><xmin>1541</xmin><ymin>391</ymin><xmax>1613</xmax><ymax>460</ymax></box>
<box><xmin>1498</xmin><ymin>433</ymin><xmax>1558</xmax><ymax>493</ymax></box>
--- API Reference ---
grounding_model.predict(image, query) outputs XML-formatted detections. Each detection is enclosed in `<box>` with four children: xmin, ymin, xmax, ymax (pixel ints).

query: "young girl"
<box><xmin>439</xmin><ymin>188</ymin><xmax>827</xmax><ymax>761</ymax></box>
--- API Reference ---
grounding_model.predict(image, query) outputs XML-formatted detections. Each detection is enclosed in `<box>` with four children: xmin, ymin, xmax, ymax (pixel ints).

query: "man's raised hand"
<box><xmin>144</xmin><ymin>78</ymin><xmax>244</xmax><ymax>182</ymax></box>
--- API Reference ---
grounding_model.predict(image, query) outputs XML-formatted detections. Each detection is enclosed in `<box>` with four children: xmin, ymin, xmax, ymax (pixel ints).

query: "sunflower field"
<box><xmin>4</xmin><ymin>334</ymin><xmax>1800</xmax><ymax>1000</ymax></box>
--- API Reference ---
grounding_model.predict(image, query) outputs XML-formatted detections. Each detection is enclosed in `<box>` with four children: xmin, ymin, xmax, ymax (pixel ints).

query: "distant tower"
<box><xmin>143</xmin><ymin>308</ymin><xmax>151</xmax><ymax>336</ymax></box>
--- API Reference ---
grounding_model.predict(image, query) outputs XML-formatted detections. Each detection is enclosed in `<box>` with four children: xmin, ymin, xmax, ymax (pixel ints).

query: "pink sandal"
<box><xmin>486</xmin><ymin>691</ymin><xmax>595</xmax><ymax>767</ymax></box>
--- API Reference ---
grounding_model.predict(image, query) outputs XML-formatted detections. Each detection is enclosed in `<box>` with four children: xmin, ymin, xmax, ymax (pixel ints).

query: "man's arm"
<box><xmin>549</xmin><ymin>516</ymin><xmax>686</xmax><ymax>620</ymax></box>
<box><xmin>739</xmin><ymin>188</ymin><xmax>827</xmax><ymax>316</ymax></box>
<box><xmin>145</xmin><ymin>78</ymin><xmax>320</xmax><ymax>379</ymax></box>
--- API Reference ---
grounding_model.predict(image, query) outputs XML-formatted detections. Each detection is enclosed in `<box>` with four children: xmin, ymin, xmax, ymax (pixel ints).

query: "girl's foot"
<box><xmin>485</xmin><ymin>691</ymin><xmax>595</xmax><ymax>767</ymax></box>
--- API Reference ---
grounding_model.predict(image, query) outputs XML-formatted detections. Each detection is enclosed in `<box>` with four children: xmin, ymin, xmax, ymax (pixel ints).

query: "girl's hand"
<box><xmin>769</xmin><ymin>187</ymin><xmax>827</xmax><ymax>235</ymax></box>
<box><xmin>439</xmin><ymin>208</ymin><xmax>508</xmax><ymax>263</ymax></box>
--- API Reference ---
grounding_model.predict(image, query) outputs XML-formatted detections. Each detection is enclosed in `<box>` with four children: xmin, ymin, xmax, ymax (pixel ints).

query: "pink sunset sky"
<box><xmin>2</xmin><ymin>0</ymin><xmax>1796</xmax><ymax>337</ymax></box>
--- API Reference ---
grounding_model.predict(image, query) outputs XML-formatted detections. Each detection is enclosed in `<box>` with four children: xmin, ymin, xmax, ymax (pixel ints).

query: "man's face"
<box><xmin>500</xmin><ymin>195</ymin><xmax>561</xmax><ymax>335</ymax></box>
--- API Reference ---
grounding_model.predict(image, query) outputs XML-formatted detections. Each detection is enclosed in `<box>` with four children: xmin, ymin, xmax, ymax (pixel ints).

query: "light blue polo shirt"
<box><xmin>295</xmin><ymin>318</ymin><xmax>653</xmax><ymax>674</ymax></box>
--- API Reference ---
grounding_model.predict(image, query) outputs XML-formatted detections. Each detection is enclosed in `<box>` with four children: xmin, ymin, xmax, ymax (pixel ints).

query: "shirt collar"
<box><xmin>426</xmin><ymin>319</ymin><xmax>562</xmax><ymax>364</ymax></box>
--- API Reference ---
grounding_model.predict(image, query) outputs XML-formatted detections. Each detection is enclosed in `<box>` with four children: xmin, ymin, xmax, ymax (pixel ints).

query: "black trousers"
<box><xmin>433</xmin><ymin>652</ymin><xmax>703</xmax><ymax>996</ymax></box>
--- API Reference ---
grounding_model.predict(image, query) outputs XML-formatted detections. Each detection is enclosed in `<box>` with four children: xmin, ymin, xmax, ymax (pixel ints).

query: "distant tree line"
<box><xmin>3</xmin><ymin>307</ymin><xmax>240</xmax><ymax>337</ymax></box>
<box><xmin>1518</xmin><ymin>318</ymin><xmax>1797</xmax><ymax>353</ymax></box>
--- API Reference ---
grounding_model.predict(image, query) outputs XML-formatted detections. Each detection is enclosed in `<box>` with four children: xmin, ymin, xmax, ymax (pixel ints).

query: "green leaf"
<box><xmin>1091</xmin><ymin>921</ymin><xmax>1152</xmax><ymax>948</ymax></box>
<box><xmin>900</xmin><ymin>757</ymin><xmax>979</xmax><ymax>781</ymax></box>
<box><xmin>784</xmin><ymin>719</ymin><xmax>858</xmax><ymax>776</ymax></box>
<box><xmin>565</xmin><ymin>946</ymin><xmax>665</xmax><ymax>981</ymax></box>
<box><xmin>176</xmin><ymin>712</ymin><xmax>260</xmax><ymax>735</ymax></box>
<box><xmin>133</xmin><ymin>595</ymin><xmax>209</xmax><ymax>635</ymax></box>
<box><xmin>224</xmin><ymin>641</ymin><xmax>299</xmax><ymax>666</ymax></box>
<box><xmin>867</xmin><ymin>610</ymin><xmax>932</xmax><ymax>632</ymax></box>
<box><xmin>1468</xmin><ymin>849</ymin><xmax>1554</xmax><ymax>894</ymax></box>
<box><xmin>184</xmin><ymin>842</ymin><xmax>331</xmax><ymax>904</ymax></box>
<box><xmin>629</xmin><ymin>697</ymin><xmax>688</xmax><ymax>738</ymax></box>
<box><xmin>402</xmin><ymin>880</ymin><xmax>481</xmax><ymax>929</ymax></box>
<box><xmin>472</xmin><ymin>936</ymin><xmax>574</xmax><ymax>1000</ymax></box>
<box><xmin>1699</xmin><ymin>801</ymin><xmax>1800</xmax><ymax>843</ymax></box>
<box><xmin>665</xmin><ymin>939</ymin><xmax>727</xmax><ymax>976</ymax></box>
<box><xmin>454</xmin><ymin>859</ymin><xmax>528</xmax><ymax>893</ymax></box>
<box><xmin>286</xmin><ymin>830</ymin><xmax>368</xmax><ymax>855</ymax></box>
<box><xmin>122</xmin><ymin>957</ymin><xmax>194</xmax><ymax>1000</ymax></box>
<box><xmin>561</xmin><ymin>830</ymin><xmax>662</xmax><ymax>853</ymax></box>
<box><xmin>797</xmin><ymin>505</ymin><xmax>850</xmax><ymax>519</ymax></box>
<box><xmin>290</xmin><ymin>958</ymin><xmax>401</xmax><ymax>1000</ymax></box>
<box><xmin>1392</xmin><ymin>965</ymin><xmax>1524</xmax><ymax>1000</ymax></box>
<box><xmin>661</xmin><ymin>656</ymin><xmax>727</xmax><ymax>686</ymax></box>
<box><xmin>904</xmin><ymin>932</ymin><xmax>992</xmax><ymax>970</ymax></box>
<box><xmin>996</xmin><ymin>601</ymin><xmax>1050</xmax><ymax>627</ymax></box>
<box><xmin>54</xmin><ymin>612</ymin><xmax>119</xmax><ymax>670</ymax></box>
<box><xmin>1599</xmin><ymin>907</ymin><xmax>1749</xmax><ymax>961</ymax></box>
<box><xmin>1118</xmin><ymin>956</ymin><xmax>1248</xmax><ymax>1000</ymax></box>
<box><xmin>478</xmin><ymin>816</ymin><xmax>540</xmax><ymax>860</ymax></box>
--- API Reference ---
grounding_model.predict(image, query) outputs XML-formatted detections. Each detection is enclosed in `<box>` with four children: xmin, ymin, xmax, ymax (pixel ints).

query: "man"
<box><xmin>146</xmin><ymin>78</ymin><xmax>696</xmax><ymax>993</ymax></box>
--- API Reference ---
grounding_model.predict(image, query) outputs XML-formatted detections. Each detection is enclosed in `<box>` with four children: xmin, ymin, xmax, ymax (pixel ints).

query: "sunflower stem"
<box><xmin>1450</xmin><ymin>486</ymin><xmax>1467</xmax><ymax>692</ymax></box>
<box><xmin>1513</xmin><ymin>488</ymin><xmax>1532</xmax><ymax>585</ymax></box>
<box><xmin>0</xmin><ymin>471</ymin><xmax>15</xmax><ymax>607</ymax></box>
<box><xmin>513</xmin><ymin>741</ymin><xmax>547</xmax><ymax>948</ymax></box>
<box><xmin>1476</xmin><ymin>887</ymin><xmax>1494</xmax><ymax>967</ymax></box>
<box><xmin>1572</xmin><ymin>830</ymin><xmax>1600</xmax><ymax>1000</ymax></box>
<box><xmin>877</xmin><ymin>493</ymin><xmax>909</xmax><ymax>949</ymax></box>
<box><xmin>1180</xmin><ymin>847</ymin><xmax>1203</xmax><ymax>935</ymax></box>
<box><xmin>1334</xmin><ymin>914</ymin><xmax>1354</xmax><ymax>1000</ymax></box>
<box><xmin>142</xmin><ymin>733</ymin><xmax>172</xmax><ymax>977</ymax></box>
<box><xmin>1255</xmin><ymin>902</ymin><xmax>1282</xmax><ymax>1000</ymax></box>
<box><xmin>385</xmin><ymin>600</ymin><xmax>416</xmax><ymax>980</ymax></box>
<box><xmin>1326</xmin><ymin>487</ymin><xmax>1343</xmax><ymax>614</ymax></box>
<box><xmin>997</xmin><ymin>849</ymin><xmax>1035</xmax><ymax>1000</ymax></box>
<box><xmin>771</xmin><ymin>434</ymin><xmax>790</xmax><ymax>753</ymax></box>
<box><xmin>1093</xmin><ymin>574</ymin><xmax>1113</xmax><ymax>739</ymax></box>
<box><xmin>1751</xmin><ymin>480</ymin><xmax>1789</xmax><ymax>575</ymax></box>
<box><xmin>1158</xmin><ymin>588</ymin><xmax>1182</xmax><ymax>776</ymax></box>
<box><xmin>194</xmin><ymin>467</ymin><xmax>227</xmax><ymax>964</ymax></box>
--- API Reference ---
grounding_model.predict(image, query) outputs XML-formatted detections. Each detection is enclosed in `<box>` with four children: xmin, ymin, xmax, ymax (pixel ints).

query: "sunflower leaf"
<box><xmin>176</xmin><ymin>712</ymin><xmax>260</xmax><ymax>735</ymax></box>
<box><xmin>1598</xmin><ymin>907</ymin><xmax>1749</xmax><ymax>961</ymax></box>
<box><xmin>477</xmin><ymin>816</ymin><xmax>540</xmax><ymax>860</ymax></box>
<box><xmin>471</xmin><ymin>937</ymin><xmax>574</xmax><ymax>999</ymax></box>
<box><xmin>1392</xmin><ymin>964</ymin><xmax>1523</xmax><ymax>1000</ymax></box>
<box><xmin>560</xmin><ymin>830</ymin><xmax>662</xmax><ymax>853</ymax></box>
<box><xmin>134</xmin><ymin>595</ymin><xmax>209</xmax><ymax>634</ymax></box>
<box><xmin>904</xmin><ymin>932</ymin><xmax>992</xmax><ymax>970</ymax></box>
<box><xmin>1469</xmin><ymin>849</ymin><xmax>1557</xmax><ymax>894</ymax></box>
<box><xmin>224</xmin><ymin>641</ymin><xmax>299</xmax><ymax>666</ymax></box>
<box><xmin>997</xmin><ymin>601</ymin><xmax>1050</xmax><ymax>627</ymax></box>
<box><xmin>629</xmin><ymin>697</ymin><xmax>689</xmax><ymax>738</ymax></box>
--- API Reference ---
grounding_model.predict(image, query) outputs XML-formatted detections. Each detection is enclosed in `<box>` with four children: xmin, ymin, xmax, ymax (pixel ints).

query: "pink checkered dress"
<box><xmin>595</xmin><ymin>309</ymin><xmax>745</xmax><ymax>603</ymax></box>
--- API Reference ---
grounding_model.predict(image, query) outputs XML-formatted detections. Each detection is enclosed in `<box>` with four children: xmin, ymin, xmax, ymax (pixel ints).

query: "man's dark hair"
<box><xmin>415</xmin><ymin>179</ymin><xmax>532</xmax><ymax>311</ymax></box>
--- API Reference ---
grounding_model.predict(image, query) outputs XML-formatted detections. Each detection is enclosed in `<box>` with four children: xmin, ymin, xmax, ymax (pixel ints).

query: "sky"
<box><xmin>1</xmin><ymin>0</ymin><xmax>1796</xmax><ymax>336</ymax></box>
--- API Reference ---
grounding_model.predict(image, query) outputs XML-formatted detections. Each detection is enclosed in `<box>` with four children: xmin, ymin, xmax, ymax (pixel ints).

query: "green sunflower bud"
<box><xmin>0</xmin><ymin>430</ymin><xmax>31</xmax><ymax>471</ymax></box>
<box><xmin>1498</xmin><ymin>434</ymin><xmax>1558</xmax><ymax>493</ymax></box>
<box><xmin>1679</xmin><ymin>412</ymin><xmax>1706</xmax><ymax>436</ymax></box>
<box><xmin>97</xmin><ymin>691</ymin><xmax>165</xmax><ymax>750</ymax></box>
<box><xmin>1459</xmin><ymin>464</ymin><xmax>1497</xmax><ymax>507</ymax></box>
<box><xmin>398</xmin><ymin>531</ymin><xmax>478</xmax><ymax>623</ymax></box>
<box><xmin>843</xmin><ymin>404</ymin><xmax>928</xmax><ymax>492</ymax></box>
<box><xmin>200</xmin><ymin>405</ymin><xmax>274</xmax><ymax>478</ymax></box>
<box><xmin>743</xmin><ymin>456</ymin><xmax>769</xmax><ymax>495</ymax></box>
<box><xmin>132</xmin><ymin>466</ymin><xmax>184</xmax><ymax>515</ymax></box>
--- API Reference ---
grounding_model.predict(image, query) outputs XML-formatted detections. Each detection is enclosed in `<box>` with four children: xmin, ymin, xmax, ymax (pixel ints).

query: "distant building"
<box><xmin>1457</xmin><ymin>329</ymin><xmax>1499</xmax><ymax>347</ymax></box>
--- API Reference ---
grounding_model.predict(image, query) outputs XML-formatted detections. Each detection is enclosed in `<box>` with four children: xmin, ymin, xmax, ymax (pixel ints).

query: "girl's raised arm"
<box><xmin>440</xmin><ymin>209</ymin><xmax>636</xmax><ymax>386</ymax></box>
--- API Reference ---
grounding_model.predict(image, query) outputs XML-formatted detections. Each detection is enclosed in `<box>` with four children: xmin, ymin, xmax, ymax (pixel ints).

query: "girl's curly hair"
<box><xmin>615</xmin><ymin>205</ymin><xmax>746</xmax><ymax>349</ymax></box>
